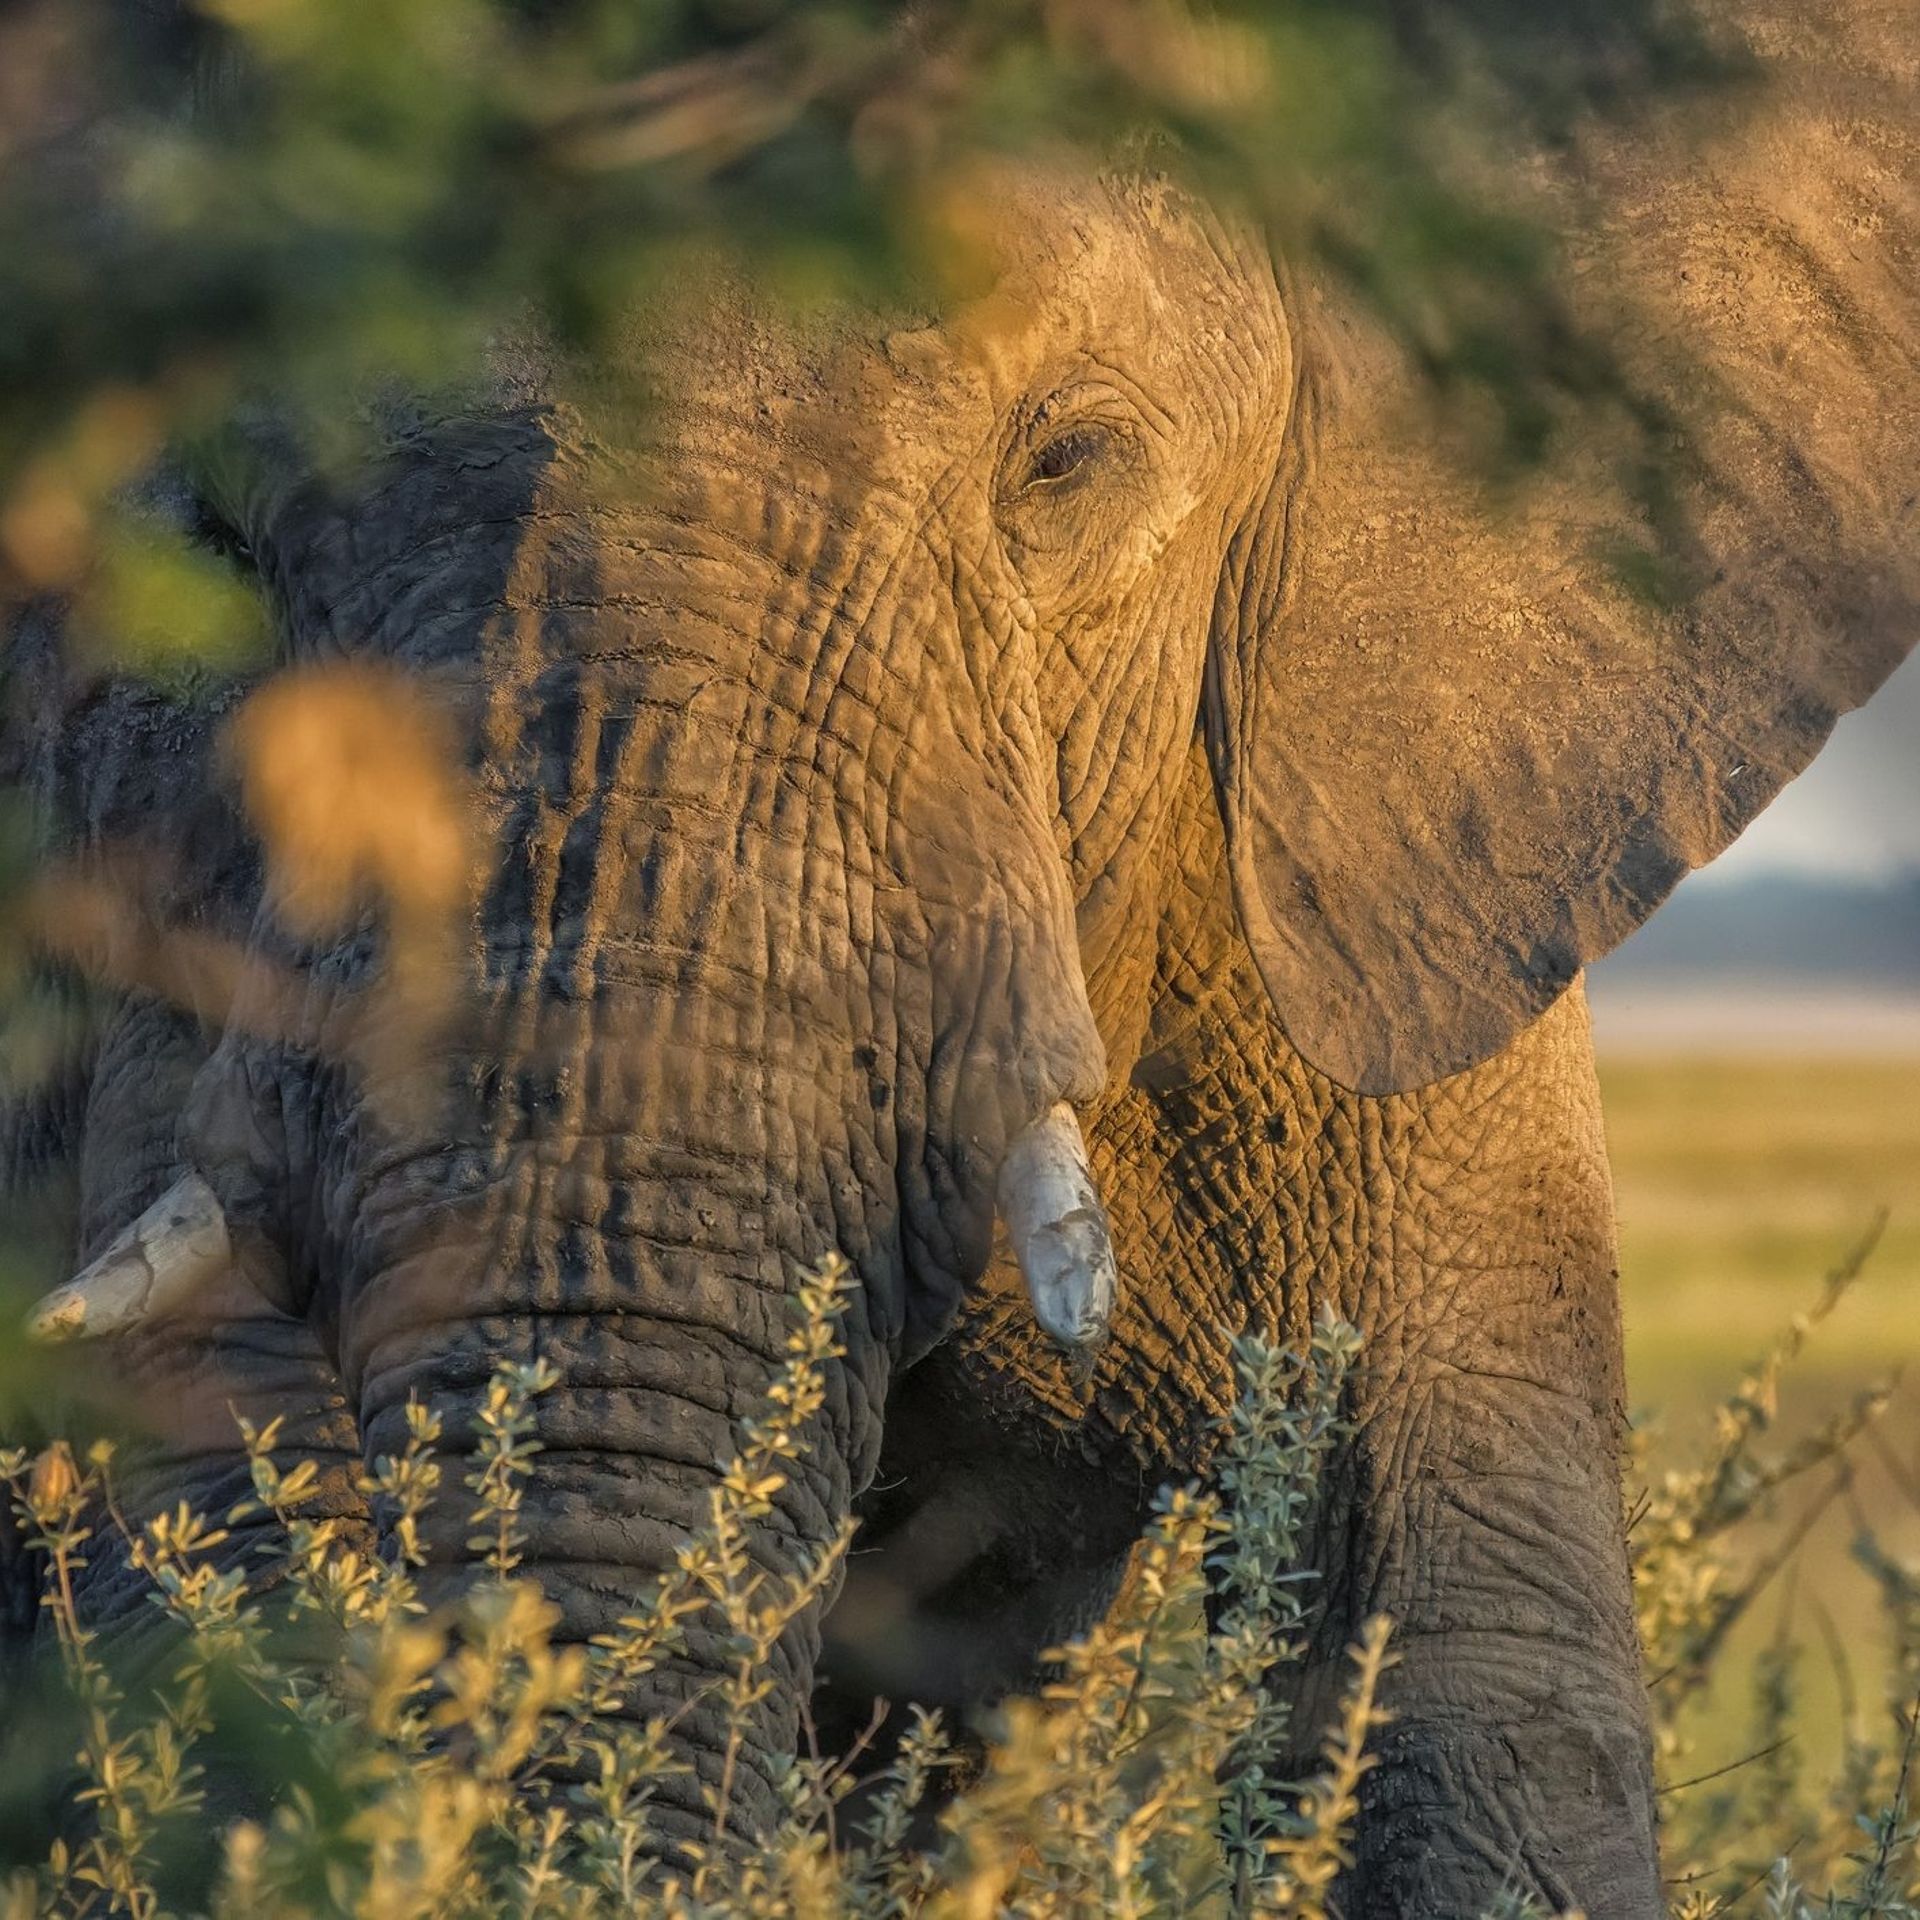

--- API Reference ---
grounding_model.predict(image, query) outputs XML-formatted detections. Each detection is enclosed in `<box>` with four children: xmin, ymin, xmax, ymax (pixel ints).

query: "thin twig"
<box><xmin>1659</xmin><ymin>1736</ymin><xmax>1794</xmax><ymax>1798</ymax></box>
<box><xmin>1863</xmin><ymin>1698</ymin><xmax>1920</xmax><ymax>1900</ymax></box>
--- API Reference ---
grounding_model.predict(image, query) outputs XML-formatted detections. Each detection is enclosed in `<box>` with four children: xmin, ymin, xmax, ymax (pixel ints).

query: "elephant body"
<box><xmin>7</xmin><ymin>2</ymin><xmax>1920</xmax><ymax>1913</ymax></box>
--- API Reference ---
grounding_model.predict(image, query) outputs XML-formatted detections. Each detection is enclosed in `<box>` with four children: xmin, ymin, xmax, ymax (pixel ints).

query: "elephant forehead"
<box><xmin>270</xmin><ymin>164</ymin><xmax>1289</xmax><ymax>627</ymax></box>
<box><xmin>594</xmin><ymin>165</ymin><xmax>1283</xmax><ymax>486</ymax></box>
<box><xmin>875</xmin><ymin>177</ymin><xmax>1287</xmax><ymax>434</ymax></box>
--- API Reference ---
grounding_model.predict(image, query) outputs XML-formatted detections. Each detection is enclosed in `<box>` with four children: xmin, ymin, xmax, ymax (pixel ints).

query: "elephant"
<box><xmin>5</xmin><ymin>0</ymin><xmax>1919</xmax><ymax>1912</ymax></box>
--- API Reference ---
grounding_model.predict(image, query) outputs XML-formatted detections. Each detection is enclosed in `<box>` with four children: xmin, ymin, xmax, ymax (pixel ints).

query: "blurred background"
<box><xmin>1590</xmin><ymin>646</ymin><xmax>1920</xmax><ymax>1775</ymax></box>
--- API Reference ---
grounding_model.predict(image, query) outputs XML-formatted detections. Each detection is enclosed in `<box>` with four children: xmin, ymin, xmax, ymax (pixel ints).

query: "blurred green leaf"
<box><xmin>75</xmin><ymin>516</ymin><xmax>267</xmax><ymax>674</ymax></box>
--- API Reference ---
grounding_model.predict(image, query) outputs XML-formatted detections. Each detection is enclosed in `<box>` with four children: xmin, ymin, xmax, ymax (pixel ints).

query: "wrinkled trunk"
<box><xmin>332</xmin><ymin>964</ymin><xmax>889</xmax><ymax>1836</ymax></box>
<box><xmin>305</xmin><ymin>563</ymin><xmax>911</xmax><ymax>1836</ymax></box>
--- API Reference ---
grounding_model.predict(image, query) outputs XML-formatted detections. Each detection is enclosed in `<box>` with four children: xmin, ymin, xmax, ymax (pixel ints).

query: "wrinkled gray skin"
<box><xmin>8</xmin><ymin>4</ymin><xmax>1920</xmax><ymax>1912</ymax></box>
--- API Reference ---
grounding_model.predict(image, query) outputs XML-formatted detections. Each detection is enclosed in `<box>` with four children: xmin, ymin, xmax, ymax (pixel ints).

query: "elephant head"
<box><xmin>15</xmin><ymin>0</ymin><xmax>1920</xmax><ymax>1900</ymax></box>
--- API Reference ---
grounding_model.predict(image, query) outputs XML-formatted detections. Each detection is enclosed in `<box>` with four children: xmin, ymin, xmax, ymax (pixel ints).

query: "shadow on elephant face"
<box><xmin>138</xmin><ymin>167</ymin><xmax>1308</xmax><ymax>1367</ymax></box>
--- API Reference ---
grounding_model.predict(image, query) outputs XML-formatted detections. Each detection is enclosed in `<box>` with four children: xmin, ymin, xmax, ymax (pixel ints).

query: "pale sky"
<box><xmin>1701</xmin><ymin>646</ymin><xmax>1920</xmax><ymax>884</ymax></box>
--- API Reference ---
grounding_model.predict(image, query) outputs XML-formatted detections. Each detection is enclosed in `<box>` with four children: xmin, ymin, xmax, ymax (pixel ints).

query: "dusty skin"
<box><xmin>5</xmin><ymin>1</ymin><xmax>1920</xmax><ymax>1913</ymax></box>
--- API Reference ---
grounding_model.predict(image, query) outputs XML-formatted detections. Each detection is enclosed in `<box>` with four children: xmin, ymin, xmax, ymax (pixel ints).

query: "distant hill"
<box><xmin>1593</xmin><ymin>871</ymin><xmax>1920</xmax><ymax>986</ymax></box>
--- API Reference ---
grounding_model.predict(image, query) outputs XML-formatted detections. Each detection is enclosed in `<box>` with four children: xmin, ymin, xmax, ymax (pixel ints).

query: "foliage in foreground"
<box><xmin>0</xmin><ymin>0</ymin><xmax>1733</xmax><ymax>690</ymax></box>
<box><xmin>0</xmin><ymin>1265</ymin><xmax>1389</xmax><ymax>1920</ymax></box>
<box><xmin>1</xmin><ymin>1239</ymin><xmax>1919</xmax><ymax>1918</ymax></box>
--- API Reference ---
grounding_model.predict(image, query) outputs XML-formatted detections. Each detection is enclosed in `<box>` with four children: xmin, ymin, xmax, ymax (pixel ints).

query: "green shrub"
<box><xmin>2</xmin><ymin>1243</ymin><xmax>1917</xmax><ymax>1920</ymax></box>
<box><xmin>0</xmin><ymin>1267</ymin><xmax>1390</xmax><ymax>1920</ymax></box>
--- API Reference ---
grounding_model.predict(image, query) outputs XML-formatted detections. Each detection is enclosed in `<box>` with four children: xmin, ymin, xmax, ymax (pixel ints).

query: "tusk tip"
<box><xmin>996</xmin><ymin>1103</ymin><xmax>1120</xmax><ymax>1357</ymax></box>
<box><xmin>21</xmin><ymin>1172</ymin><xmax>232</xmax><ymax>1345</ymax></box>
<box><xmin>1017</xmin><ymin>1212</ymin><xmax>1118</xmax><ymax>1352</ymax></box>
<box><xmin>25</xmin><ymin>1287</ymin><xmax>92</xmax><ymax>1345</ymax></box>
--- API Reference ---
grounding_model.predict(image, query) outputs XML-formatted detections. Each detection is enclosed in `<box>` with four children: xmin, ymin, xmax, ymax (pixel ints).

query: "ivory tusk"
<box><xmin>26</xmin><ymin>1173</ymin><xmax>231</xmax><ymax>1344</ymax></box>
<box><xmin>996</xmin><ymin>1102</ymin><xmax>1118</xmax><ymax>1351</ymax></box>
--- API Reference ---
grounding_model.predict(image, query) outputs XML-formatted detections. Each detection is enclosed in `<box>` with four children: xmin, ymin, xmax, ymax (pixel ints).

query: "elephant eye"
<box><xmin>188</xmin><ymin>494</ymin><xmax>258</xmax><ymax>573</ymax></box>
<box><xmin>1020</xmin><ymin>423</ymin><xmax>1111</xmax><ymax>494</ymax></box>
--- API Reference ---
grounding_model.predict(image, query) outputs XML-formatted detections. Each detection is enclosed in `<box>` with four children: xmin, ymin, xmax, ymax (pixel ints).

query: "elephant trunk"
<box><xmin>342</xmin><ymin>1081</ymin><xmax>878</xmax><ymax>1841</ymax></box>
<box><xmin>323</xmin><ymin>903</ymin><xmax>1106</xmax><ymax>1844</ymax></box>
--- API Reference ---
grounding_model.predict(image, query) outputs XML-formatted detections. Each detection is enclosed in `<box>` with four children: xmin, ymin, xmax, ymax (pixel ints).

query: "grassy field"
<box><xmin>1600</xmin><ymin>1051</ymin><xmax>1920</xmax><ymax>1779</ymax></box>
<box><xmin>1604</xmin><ymin>1053</ymin><xmax>1920</xmax><ymax>1396</ymax></box>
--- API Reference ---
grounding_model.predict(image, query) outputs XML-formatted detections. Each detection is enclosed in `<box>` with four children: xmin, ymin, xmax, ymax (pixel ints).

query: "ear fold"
<box><xmin>1206</xmin><ymin>0</ymin><xmax>1920</xmax><ymax>1095</ymax></box>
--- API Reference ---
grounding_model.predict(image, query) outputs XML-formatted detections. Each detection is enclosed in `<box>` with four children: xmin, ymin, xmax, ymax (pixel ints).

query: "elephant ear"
<box><xmin>1206</xmin><ymin>0</ymin><xmax>1920</xmax><ymax>1096</ymax></box>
